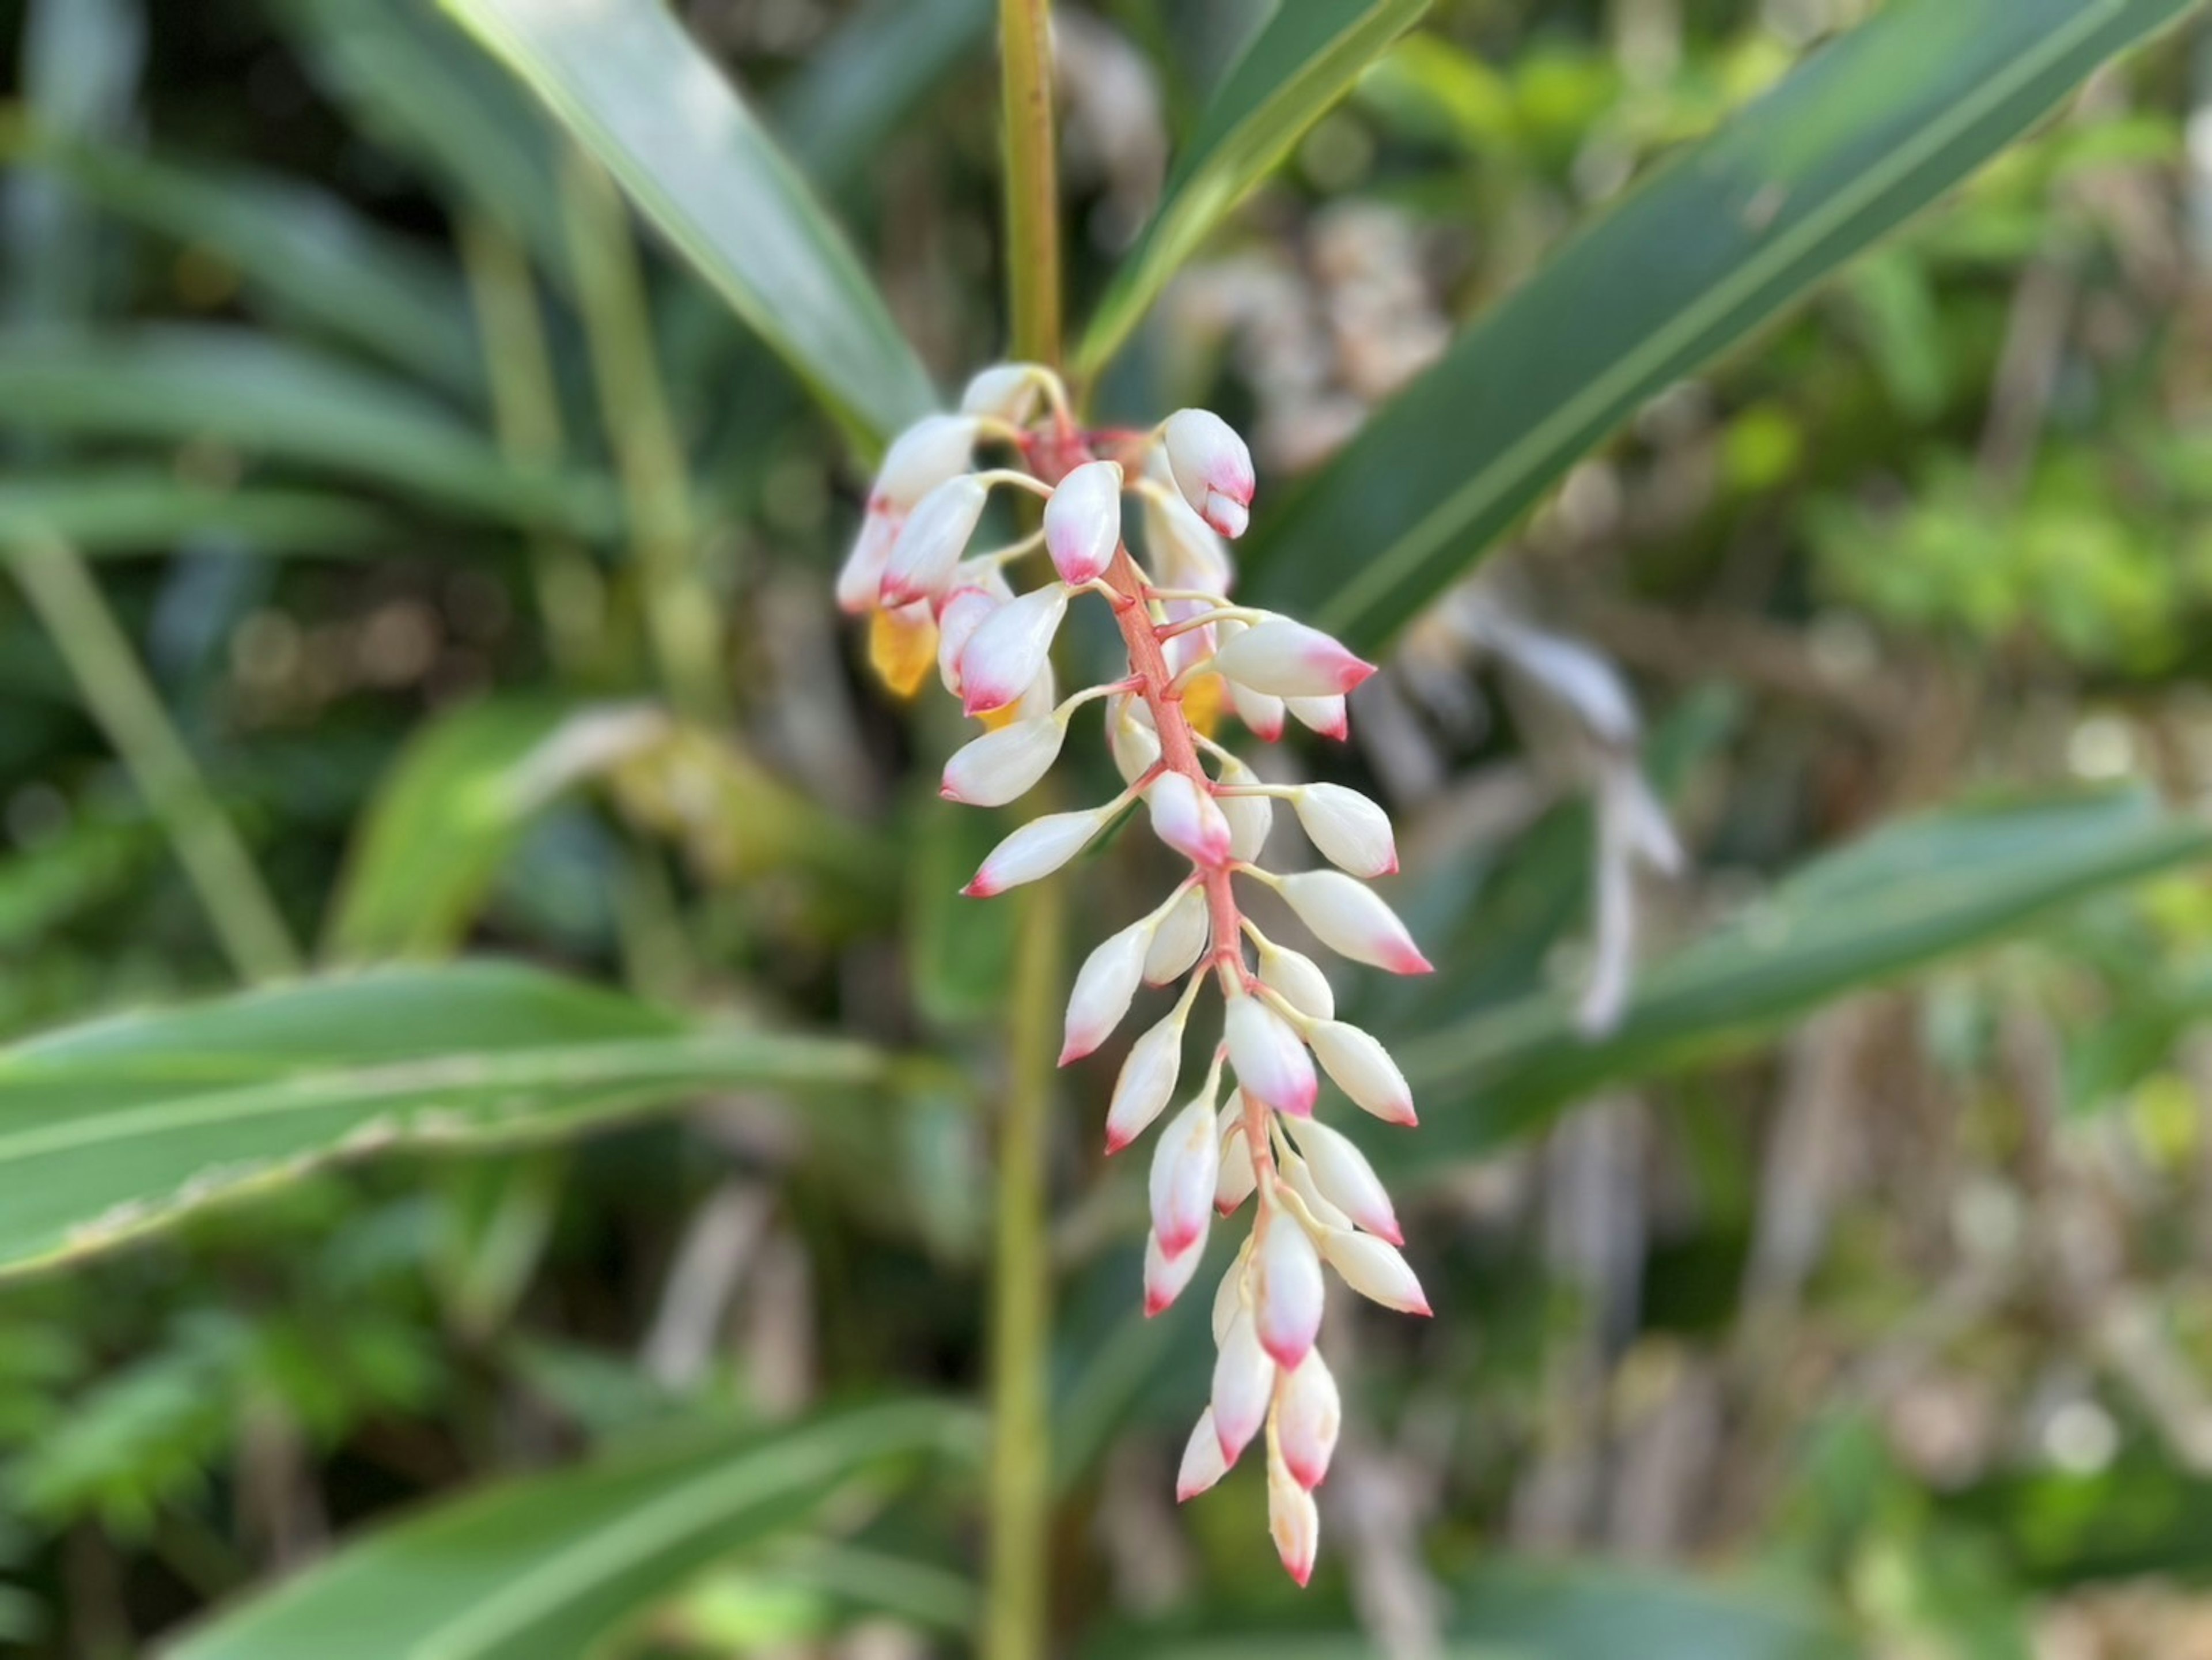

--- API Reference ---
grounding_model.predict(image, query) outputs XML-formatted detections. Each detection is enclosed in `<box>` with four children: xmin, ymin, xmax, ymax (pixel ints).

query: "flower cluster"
<box><xmin>839</xmin><ymin>362</ymin><xmax>1431</xmax><ymax>1585</ymax></box>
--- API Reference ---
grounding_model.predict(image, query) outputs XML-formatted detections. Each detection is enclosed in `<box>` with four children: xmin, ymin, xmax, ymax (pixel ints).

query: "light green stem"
<box><xmin>998</xmin><ymin>0</ymin><xmax>1062</xmax><ymax>367</ymax></box>
<box><xmin>10</xmin><ymin>540</ymin><xmax>301</xmax><ymax>981</ymax></box>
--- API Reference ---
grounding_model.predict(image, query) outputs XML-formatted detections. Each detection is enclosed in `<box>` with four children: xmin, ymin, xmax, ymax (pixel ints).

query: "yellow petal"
<box><xmin>1180</xmin><ymin>671</ymin><xmax>1225</xmax><ymax>739</ymax></box>
<box><xmin>869</xmin><ymin>602</ymin><xmax>939</xmax><ymax>698</ymax></box>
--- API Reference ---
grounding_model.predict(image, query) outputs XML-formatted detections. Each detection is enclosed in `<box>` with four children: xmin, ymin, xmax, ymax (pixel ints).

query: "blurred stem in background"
<box><xmin>9</xmin><ymin>540</ymin><xmax>301</xmax><ymax>982</ymax></box>
<box><xmin>987</xmin><ymin>2</ymin><xmax>1064</xmax><ymax>1655</ymax></box>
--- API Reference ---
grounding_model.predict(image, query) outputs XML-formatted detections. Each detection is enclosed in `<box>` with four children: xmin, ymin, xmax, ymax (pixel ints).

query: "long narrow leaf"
<box><xmin>1246</xmin><ymin>0</ymin><xmax>2201</xmax><ymax>651</ymax></box>
<box><xmin>0</xmin><ymin>471</ymin><xmax>387</xmax><ymax>555</ymax></box>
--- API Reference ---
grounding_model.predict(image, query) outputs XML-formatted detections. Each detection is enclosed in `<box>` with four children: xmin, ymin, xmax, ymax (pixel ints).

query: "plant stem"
<box><xmin>10</xmin><ymin>539</ymin><xmax>301</xmax><ymax>982</ymax></box>
<box><xmin>984</xmin><ymin>874</ymin><xmax>1061</xmax><ymax>1660</ymax></box>
<box><xmin>998</xmin><ymin>0</ymin><xmax>1062</xmax><ymax>366</ymax></box>
<box><xmin>559</xmin><ymin>148</ymin><xmax>728</xmax><ymax>723</ymax></box>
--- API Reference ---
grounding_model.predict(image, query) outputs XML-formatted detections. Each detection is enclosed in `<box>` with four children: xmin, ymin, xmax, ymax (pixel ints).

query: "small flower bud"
<box><xmin>1209</xmin><ymin>619</ymin><xmax>1376</xmax><ymax>699</ymax></box>
<box><xmin>935</xmin><ymin>585</ymin><xmax>1002</xmax><ymax>695</ymax></box>
<box><xmin>1319</xmin><ymin>1229</ymin><xmax>1430</xmax><ymax>1316</ymax></box>
<box><xmin>875</xmin><ymin>413</ymin><xmax>982</xmax><ymax>509</ymax></box>
<box><xmin>1108</xmin><ymin>695</ymin><xmax>1161</xmax><ymax>785</ymax></box>
<box><xmin>1276</xmin><ymin>1350</ymin><xmax>1342</xmax><ymax>1489</ymax></box>
<box><xmin>1142</xmin><ymin>487</ymin><xmax>1236</xmax><ymax>593</ymax></box>
<box><xmin>1224</xmin><ymin>993</ymin><xmax>1317</xmax><ymax>1117</ymax></box>
<box><xmin>1229</xmin><ymin>678</ymin><xmax>1287</xmax><ymax>742</ymax></box>
<box><xmin>1285</xmin><ymin>1118</ymin><xmax>1402</xmax><ymax>1244</ymax></box>
<box><xmin>1144</xmin><ymin>1226</ymin><xmax>1205</xmax><ymax>1315</ymax></box>
<box><xmin>1211</xmin><ymin>1239</ymin><xmax>1250</xmax><ymax>1344</ymax></box>
<box><xmin>1062</xmin><ymin>917</ymin><xmax>1154</xmax><ymax>1065</ymax></box>
<box><xmin>1162</xmin><ymin>408</ymin><xmax>1255</xmax><ymax>539</ymax></box>
<box><xmin>1143</xmin><ymin>886</ymin><xmax>1210</xmax><ymax>985</ymax></box>
<box><xmin>1289</xmin><ymin>784</ymin><xmax>1397</xmax><ymax>879</ymax></box>
<box><xmin>1215</xmin><ymin>1114</ymin><xmax>1256</xmax><ymax>1215</ymax></box>
<box><xmin>941</xmin><ymin>714</ymin><xmax>1067</xmax><ymax>807</ymax></box>
<box><xmin>959</xmin><ymin>362</ymin><xmax>1043</xmax><ymax>423</ymax></box>
<box><xmin>1278</xmin><ymin>871</ymin><xmax>1433</xmax><ymax>975</ymax></box>
<box><xmin>1255</xmin><ymin>1211</ymin><xmax>1324</xmax><ymax>1368</ymax></box>
<box><xmin>1150</xmin><ymin>1098</ymin><xmax>1221</xmax><ymax>1258</ymax></box>
<box><xmin>1176</xmin><ymin>1409</ymin><xmax>1230</xmax><ymax>1501</ymax></box>
<box><xmin>1286</xmin><ymin>695</ymin><xmax>1349</xmax><ymax>740</ymax></box>
<box><xmin>1281</xmin><ymin>1152</ymin><xmax>1351</xmax><ymax>1232</ymax></box>
<box><xmin>963</xmin><ymin>800</ymin><xmax>1115</xmax><ymax>897</ymax></box>
<box><xmin>1307</xmin><ymin>1020</ymin><xmax>1416</xmax><ymax>1126</ymax></box>
<box><xmin>960</xmin><ymin>584</ymin><xmax>1071</xmax><ymax>715</ymax></box>
<box><xmin>1146</xmin><ymin>772</ymin><xmax>1234</xmax><ymax>868</ymax></box>
<box><xmin>1043</xmin><ymin>459</ymin><xmax>1123</xmax><ymax>585</ymax></box>
<box><xmin>881</xmin><ymin>474</ymin><xmax>987</xmax><ymax>605</ymax></box>
<box><xmin>1267</xmin><ymin>1449</ymin><xmax>1320</xmax><ymax>1585</ymax></box>
<box><xmin>1256</xmin><ymin>941</ymin><xmax>1334</xmax><ymax>1022</ymax></box>
<box><xmin>1211</xmin><ymin>753</ymin><xmax>1274</xmax><ymax>864</ymax></box>
<box><xmin>1104</xmin><ymin>1000</ymin><xmax>1191</xmax><ymax>1153</ymax></box>
<box><xmin>835</xmin><ymin>511</ymin><xmax>898</xmax><ymax>614</ymax></box>
<box><xmin>1211</xmin><ymin>1307</ymin><xmax>1274</xmax><ymax>1461</ymax></box>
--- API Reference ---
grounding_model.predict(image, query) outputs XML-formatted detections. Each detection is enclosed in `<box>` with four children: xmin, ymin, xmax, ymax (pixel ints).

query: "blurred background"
<box><xmin>5</xmin><ymin>0</ymin><xmax>2212</xmax><ymax>1654</ymax></box>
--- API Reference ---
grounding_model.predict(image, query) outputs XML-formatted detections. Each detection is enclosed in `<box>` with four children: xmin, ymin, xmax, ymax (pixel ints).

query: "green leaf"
<box><xmin>0</xmin><ymin>328</ymin><xmax>611</xmax><ymax>532</ymax></box>
<box><xmin>0</xmin><ymin>961</ymin><xmax>884</xmax><ymax>1279</ymax></box>
<box><xmin>0</xmin><ymin>470</ymin><xmax>387</xmax><ymax>555</ymax></box>
<box><xmin>1245</xmin><ymin>0</ymin><xmax>2201</xmax><ymax>652</ymax></box>
<box><xmin>773</xmin><ymin>0</ymin><xmax>993</xmax><ymax>194</ymax></box>
<box><xmin>326</xmin><ymin>699</ymin><xmax>573</xmax><ymax>962</ymax></box>
<box><xmin>1451</xmin><ymin>1562</ymin><xmax>1853</xmax><ymax>1660</ymax></box>
<box><xmin>1384</xmin><ymin>789</ymin><xmax>2212</xmax><ymax>1164</ymax></box>
<box><xmin>166</xmin><ymin>1400</ymin><xmax>975</xmax><ymax>1660</ymax></box>
<box><xmin>1075</xmin><ymin>0</ymin><xmax>1428</xmax><ymax>376</ymax></box>
<box><xmin>440</xmin><ymin>0</ymin><xmax>936</xmax><ymax>445</ymax></box>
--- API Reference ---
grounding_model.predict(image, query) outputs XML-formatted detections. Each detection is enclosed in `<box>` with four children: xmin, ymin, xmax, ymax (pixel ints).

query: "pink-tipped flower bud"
<box><xmin>1142</xmin><ymin>487</ymin><xmax>1236</xmax><ymax>593</ymax></box>
<box><xmin>1224</xmin><ymin>993</ymin><xmax>1317</xmax><ymax>1117</ymax></box>
<box><xmin>1210</xmin><ymin>753</ymin><xmax>1274</xmax><ymax>864</ymax></box>
<box><xmin>1285</xmin><ymin>1118</ymin><xmax>1402</xmax><ymax>1245</ymax></box>
<box><xmin>1319</xmin><ymin>1229</ymin><xmax>1430</xmax><ymax>1316</ymax></box>
<box><xmin>1267</xmin><ymin>1449</ymin><xmax>1320</xmax><ymax>1585</ymax></box>
<box><xmin>1307</xmin><ymin>1020</ymin><xmax>1416</xmax><ymax>1126</ymax></box>
<box><xmin>1278</xmin><ymin>871</ymin><xmax>1433</xmax><ymax>975</ymax></box>
<box><xmin>1143</xmin><ymin>886</ymin><xmax>1210</xmax><ymax>985</ymax></box>
<box><xmin>1145</xmin><ymin>772</ymin><xmax>1234</xmax><ymax>868</ymax></box>
<box><xmin>1176</xmin><ymin>1409</ymin><xmax>1230</xmax><ymax>1501</ymax></box>
<box><xmin>1229</xmin><ymin>678</ymin><xmax>1286</xmax><ymax>742</ymax></box>
<box><xmin>1289</xmin><ymin>784</ymin><xmax>1397</xmax><ymax>879</ymax></box>
<box><xmin>1211</xmin><ymin>1308</ymin><xmax>1274</xmax><ymax>1461</ymax></box>
<box><xmin>935</xmin><ymin>585</ymin><xmax>1002</xmax><ymax>695</ymax></box>
<box><xmin>1061</xmin><ymin>916</ymin><xmax>1155</xmax><ymax>1065</ymax></box>
<box><xmin>1104</xmin><ymin>1001</ymin><xmax>1190</xmax><ymax>1153</ymax></box>
<box><xmin>874</xmin><ymin>413</ymin><xmax>982</xmax><ymax>509</ymax></box>
<box><xmin>835</xmin><ymin>511</ymin><xmax>898</xmax><ymax>614</ymax></box>
<box><xmin>1255</xmin><ymin>1211</ymin><xmax>1324</xmax><ymax>1368</ymax></box>
<box><xmin>1276</xmin><ymin>1350</ymin><xmax>1342</xmax><ymax>1489</ymax></box>
<box><xmin>1215</xmin><ymin>1111</ymin><xmax>1256</xmax><ymax>1215</ymax></box>
<box><xmin>941</xmin><ymin>714</ymin><xmax>1067</xmax><ymax>807</ymax></box>
<box><xmin>959</xmin><ymin>362</ymin><xmax>1043</xmax><ymax>423</ymax></box>
<box><xmin>1209</xmin><ymin>619</ymin><xmax>1376</xmax><ymax>700</ymax></box>
<box><xmin>881</xmin><ymin>474</ymin><xmax>986</xmax><ymax>606</ymax></box>
<box><xmin>960</xmin><ymin>584</ymin><xmax>1070</xmax><ymax>715</ymax></box>
<box><xmin>1144</xmin><ymin>1226</ymin><xmax>1205</xmax><ymax>1315</ymax></box>
<box><xmin>1150</xmin><ymin>1098</ymin><xmax>1221</xmax><ymax>1258</ymax></box>
<box><xmin>1043</xmin><ymin>459</ymin><xmax>1123</xmax><ymax>585</ymax></box>
<box><xmin>1256</xmin><ymin>941</ymin><xmax>1334</xmax><ymax>1022</ymax></box>
<box><xmin>1162</xmin><ymin>408</ymin><xmax>1255</xmax><ymax>539</ymax></box>
<box><xmin>1286</xmin><ymin>695</ymin><xmax>1349</xmax><ymax>740</ymax></box>
<box><xmin>963</xmin><ymin>800</ymin><xmax>1114</xmax><ymax>898</ymax></box>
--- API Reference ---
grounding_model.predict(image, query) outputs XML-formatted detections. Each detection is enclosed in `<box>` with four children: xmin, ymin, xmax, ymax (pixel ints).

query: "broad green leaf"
<box><xmin>1246</xmin><ymin>0</ymin><xmax>2202</xmax><ymax>652</ymax></box>
<box><xmin>0</xmin><ymin>328</ymin><xmax>611</xmax><ymax>532</ymax></box>
<box><xmin>0</xmin><ymin>961</ymin><xmax>884</xmax><ymax>1279</ymax></box>
<box><xmin>326</xmin><ymin>699</ymin><xmax>572</xmax><ymax>962</ymax></box>
<box><xmin>773</xmin><ymin>0</ymin><xmax>993</xmax><ymax>194</ymax></box>
<box><xmin>165</xmin><ymin>1400</ymin><xmax>975</xmax><ymax>1660</ymax></box>
<box><xmin>1075</xmin><ymin>0</ymin><xmax>1428</xmax><ymax>376</ymax></box>
<box><xmin>1381</xmin><ymin>789</ymin><xmax>2212</xmax><ymax>1165</ymax></box>
<box><xmin>0</xmin><ymin>471</ymin><xmax>387</xmax><ymax>555</ymax></box>
<box><xmin>441</xmin><ymin>0</ymin><xmax>936</xmax><ymax>444</ymax></box>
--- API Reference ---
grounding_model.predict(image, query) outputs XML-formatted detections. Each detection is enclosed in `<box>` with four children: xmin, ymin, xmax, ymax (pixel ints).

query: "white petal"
<box><xmin>960</xmin><ymin>585</ymin><xmax>1071</xmax><ymax>716</ymax></box>
<box><xmin>1043</xmin><ymin>459</ymin><xmax>1123</xmax><ymax>586</ymax></box>
<box><xmin>1210</xmin><ymin>1308</ymin><xmax>1274</xmax><ymax>1461</ymax></box>
<box><xmin>1143</xmin><ymin>885</ymin><xmax>1210</xmax><ymax>985</ymax></box>
<box><xmin>881</xmin><ymin>475</ymin><xmax>986</xmax><ymax>606</ymax></box>
<box><xmin>834</xmin><ymin>511</ymin><xmax>897</xmax><ymax>614</ymax></box>
<box><xmin>1143</xmin><ymin>1226</ymin><xmax>1205</xmax><ymax>1316</ymax></box>
<box><xmin>1211</xmin><ymin>753</ymin><xmax>1272</xmax><ymax>863</ymax></box>
<box><xmin>1229</xmin><ymin>678</ymin><xmax>1286</xmax><ymax>742</ymax></box>
<box><xmin>1285</xmin><ymin>695</ymin><xmax>1349</xmax><ymax>740</ymax></box>
<box><xmin>1141</xmin><ymin>489</ymin><xmax>1234</xmax><ymax>593</ymax></box>
<box><xmin>1256</xmin><ymin>941</ymin><xmax>1334</xmax><ymax>1022</ymax></box>
<box><xmin>1211</xmin><ymin>1237</ymin><xmax>1251</xmax><ymax>1345</ymax></box>
<box><xmin>1266</xmin><ymin>1449</ymin><xmax>1320</xmax><ymax>1585</ymax></box>
<box><xmin>1061</xmin><ymin>918</ymin><xmax>1154</xmax><ymax>1065</ymax></box>
<box><xmin>1145</xmin><ymin>772</ymin><xmax>1234</xmax><ymax>868</ymax></box>
<box><xmin>1215</xmin><ymin>1113</ymin><xmax>1256</xmax><ymax>1215</ymax></box>
<box><xmin>1104</xmin><ymin>1003</ymin><xmax>1189</xmax><ymax>1153</ymax></box>
<box><xmin>941</xmin><ymin>716</ymin><xmax>1067</xmax><ymax>807</ymax></box>
<box><xmin>1255</xmin><ymin>1212</ymin><xmax>1324</xmax><ymax>1368</ymax></box>
<box><xmin>964</xmin><ymin>802</ymin><xmax>1113</xmax><ymax>898</ymax></box>
<box><xmin>1162</xmin><ymin>408</ymin><xmax>1255</xmax><ymax>539</ymax></box>
<box><xmin>1149</xmin><ymin>1098</ymin><xmax>1220</xmax><ymax>1258</ymax></box>
<box><xmin>1285</xmin><ymin>1117</ymin><xmax>1402</xmax><ymax>1243</ymax></box>
<box><xmin>874</xmin><ymin>413</ymin><xmax>982</xmax><ymax>509</ymax></box>
<box><xmin>1278</xmin><ymin>871</ymin><xmax>1432</xmax><ymax>975</ymax></box>
<box><xmin>1224</xmin><ymin>995</ymin><xmax>1316</xmax><ymax>1117</ymax></box>
<box><xmin>1279</xmin><ymin>1151</ymin><xmax>1351</xmax><ymax>1232</ymax></box>
<box><xmin>959</xmin><ymin>362</ymin><xmax>1042</xmax><ymax>423</ymax></box>
<box><xmin>1308</xmin><ymin>1020</ymin><xmax>1416</xmax><ymax>1126</ymax></box>
<box><xmin>1319</xmin><ymin>1229</ymin><xmax>1430</xmax><ymax>1316</ymax></box>
<box><xmin>1176</xmin><ymin>1408</ymin><xmax>1229</xmax><ymax>1501</ymax></box>
<box><xmin>1276</xmin><ymin>1349</ymin><xmax>1341</xmax><ymax>1489</ymax></box>
<box><xmin>935</xmin><ymin>586</ymin><xmax>1001</xmax><ymax>695</ymax></box>
<box><xmin>1210</xmin><ymin>619</ymin><xmax>1376</xmax><ymax>699</ymax></box>
<box><xmin>1290</xmin><ymin>784</ymin><xmax>1397</xmax><ymax>879</ymax></box>
<box><xmin>1108</xmin><ymin>694</ymin><xmax>1161</xmax><ymax>785</ymax></box>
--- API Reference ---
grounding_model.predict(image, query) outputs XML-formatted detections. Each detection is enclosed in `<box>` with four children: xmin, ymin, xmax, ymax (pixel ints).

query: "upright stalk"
<box><xmin>11</xmin><ymin>539</ymin><xmax>301</xmax><ymax>982</ymax></box>
<box><xmin>988</xmin><ymin>5</ymin><xmax>1064</xmax><ymax>1654</ymax></box>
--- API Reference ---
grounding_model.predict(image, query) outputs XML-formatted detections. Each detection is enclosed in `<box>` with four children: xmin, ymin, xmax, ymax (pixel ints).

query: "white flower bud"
<box><xmin>1143</xmin><ymin>1225</ymin><xmax>1205</xmax><ymax>1316</ymax></box>
<box><xmin>1285</xmin><ymin>1117</ymin><xmax>1402</xmax><ymax>1243</ymax></box>
<box><xmin>1255</xmin><ymin>1210</ymin><xmax>1324</xmax><ymax>1368</ymax></box>
<box><xmin>1275</xmin><ymin>1350</ymin><xmax>1341</xmax><ymax>1489</ymax></box>
<box><xmin>1162</xmin><ymin>408</ymin><xmax>1255</xmax><ymax>539</ymax></box>
<box><xmin>1215</xmin><ymin>1112</ymin><xmax>1256</xmax><ymax>1215</ymax></box>
<box><xmin>1143</xmin><ymin>885</ymin><xmax>1209</xmax><ymax>985</ymax></box>
<box><xmin>1319</xmin><ymin>1228</ymin><xmax>1430</xmax><ymax>1316</ymax></box>
<box><xmin>959</xmin><ymin>584</ymin><xmax>1071</xmax><ymax>716</ymax></box>
<box><xmin>1108</xmin><ymin>695</ymin><xmax>1161</xmax><ymax>785</ymax></box>
<box><xmin>1278</xmin><ymin>871</ymin><xmax>1432</xmax><ymax>976</ymax></box>
<box><xmin>1279</xmin><ymin>1150</ymin><xmax>1351</xmax><ymax>1232</ymax></box>
<box><xmin>1211</xmin><ymin>1238</ymin><xmax>1251</xmax><ymax>1344</ymax></box>
<box><xmin>834</xmin><ymin>511</ymin><xmax>898</xmax><ymax>614</ymax></box>
<box><xmin>880</xmin><ymin>475</ymin><xmax>986</xmax><ymax>606</ymax></box>
<box><xmin>1104</xmin><ymin>1000</ymin><xmax>1190</xmax><ymax>1154</ymax></box>
<box><xmin>1211</xmin><ymin>1307</ymin><xmax>1274</xmax><ymax>1461</ymax></box>
<box><xmin>1145</xmin><ymin>772</ymin><xmax>1234</xmax><ymax>868</ymax></box>
<box><xmin>1149</xmin><ymin>1098</ymin><xmax>1219</xmax><ymax>1258</ymax></box>
<box><xmin>1256</xmin><ymin>940</ymin><xmax>1334</xmax><ymax>1022</ymax></box>
<box><xmin>1289</xmin><ymin>783</ymin><xmax>1397</xmax><ymax>879</ymax></box>
<box><xmin>1286</xmin><ymin>695</ymin><xmax>1349</xmax><ymax>740</ymax></box>
<box><xmin>874</xmin><ymin>413</ymin><xmax>982</xmax><ymax>509</ymax></box>
<box><xmin>935</xmin><ymin>585</ymin><xmax>1002</xmax><ymax>695</ymax></box>
<box><xmin>1210</xmin><ymin>753</ymin><xmax>1273</xmax><ymax>864</ymax></box>
<box><xmin>1229</xmin><ymin>678</ymin><xmax>1286</xmax><ymax>742</ymax></box>
<box><xmin>1141</xmin><ymin>487</ymin><xmax>1235</xmax><ymax>593</ymax></box>
<box><xmin>1043</xmin><ymin>459</ymin><xmax>1123</xmax><ymax>586</ymax></box>
<box><xmin>959</xmin><ymin>362</ymin><xmax>1043</xmax><ymax>423</ymax></box>
<box><xmin>1267</xmin><ymin>1447</ymin><xmax>1319</xmax><ymax>1586</ymax></box>
<box><xmin>1176</xmin><ymin>1408</ymin><xmax>1229</xmax><ymax>1502</ymax></box>
<box><xmin>941</xmin><ymin>714</ymin><xmax>1067</xmax><ymax>807</ymax></box>
<box><xmin>1061</xmin><ymin>917</ymin><xmax>1154</xmax><ymax>1065</ymax></box>
<box><xmin>1224</xmin><ymin>993</ymin><xmax>1316</xmax><ymax>1117</ymax></box>
<box><xmin>963</xmin><ymin>800</ymin><xmax>1113</xmax><ymax>898</ymax></box>
<box><xmin>1209</xmin><ymin>619</ymin><xmax>1376</xmax><ymax>699</ymax></box>
<box><xmin>1307</xmin><ymin>1020</ymin><xmax>1416</xmax><ymax>1126</ymax></box>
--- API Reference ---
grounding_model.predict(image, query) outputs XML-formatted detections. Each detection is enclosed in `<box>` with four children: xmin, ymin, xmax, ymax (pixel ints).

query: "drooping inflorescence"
<box><xmin>839</xmin><ymin>362</ymin><xmax>1431</xmax><ymax>1585</ymax></box>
